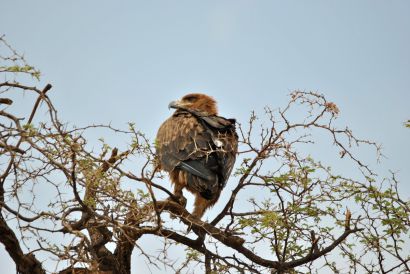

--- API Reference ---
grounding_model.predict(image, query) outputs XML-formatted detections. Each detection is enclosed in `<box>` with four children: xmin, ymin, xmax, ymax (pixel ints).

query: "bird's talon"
<box><xmin>166</xmin><ymin>195</ymin><xmax>187</xmax><ymax>208</ymax></box>
<box><xmin>178</xmin><ymin>196</ymin><xmax>187</xmax><ymax>207</ymax></box>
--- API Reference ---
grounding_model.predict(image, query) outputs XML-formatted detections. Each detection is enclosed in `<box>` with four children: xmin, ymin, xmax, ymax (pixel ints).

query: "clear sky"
<box><xmin>1</xmin><ymin>1</ymin><xmax>409</xmax><ymax>273</ymax></box>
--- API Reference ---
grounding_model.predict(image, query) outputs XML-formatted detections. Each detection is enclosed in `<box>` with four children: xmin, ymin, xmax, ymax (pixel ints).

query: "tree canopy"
<box><xmin>1</xmin><ymin>36</ymin><xmax>409</xmax><ymax>274</ymax></box>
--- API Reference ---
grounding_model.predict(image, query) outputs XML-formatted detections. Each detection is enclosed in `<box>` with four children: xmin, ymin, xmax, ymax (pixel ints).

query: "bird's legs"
<box><xmin>171</xmin><ymin>183</ymin><xmax>187</xmax><ymax>207</ymax></box>
<box><xmin>168</xmin><ymin>171</ymin><xmax>188</xmax><ymax>207</ymax></box>
<box><xmin>192</xmin><ymin>195</ymin><xmax>210</xmax><ymax>219</ymax></box>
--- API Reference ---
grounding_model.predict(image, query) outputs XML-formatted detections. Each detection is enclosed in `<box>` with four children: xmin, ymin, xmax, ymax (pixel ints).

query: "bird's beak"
<box><xmin>168</xmin><ymin>100</ymin><xmax>183</xmax><ymax>110</ymax></box>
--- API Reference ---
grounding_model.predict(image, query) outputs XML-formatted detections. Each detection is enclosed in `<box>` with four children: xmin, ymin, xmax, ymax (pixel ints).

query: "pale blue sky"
<box><xmin>1</xmin><ymin>1</ymin><xmax>409</xmax><ymax>273</ymax></box>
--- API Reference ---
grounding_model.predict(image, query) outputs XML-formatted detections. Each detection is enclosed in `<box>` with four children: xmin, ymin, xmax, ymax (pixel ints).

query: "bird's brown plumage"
<box><xmin>156</xmin><ymin>93</ymin><xmax>238</xmax><ymax>218</ymax></box>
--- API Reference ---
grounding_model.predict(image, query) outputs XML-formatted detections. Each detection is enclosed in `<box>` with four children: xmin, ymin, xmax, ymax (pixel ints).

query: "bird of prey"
<box><xmin>156</xmin><ymin>93</ymin><xmax>238</xmax><ymax>218</ymax></box>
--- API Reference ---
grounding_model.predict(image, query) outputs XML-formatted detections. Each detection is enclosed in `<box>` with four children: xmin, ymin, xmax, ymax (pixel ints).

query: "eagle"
<box><xmin>156</xmin><ymin>93</ymin><xmax>238</xmax><ymax>218</ymax></box>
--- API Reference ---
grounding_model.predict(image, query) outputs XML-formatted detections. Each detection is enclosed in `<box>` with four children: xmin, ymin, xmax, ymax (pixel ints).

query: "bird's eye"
<box><xmin>183</xmin><ymin>95</ymin><xmax>197</xmax><ymax>102</ymax></box>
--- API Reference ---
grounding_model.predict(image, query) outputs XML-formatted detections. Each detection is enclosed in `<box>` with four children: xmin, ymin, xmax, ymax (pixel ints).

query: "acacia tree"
<box><xmin>1</xmin><ymin>37</ymin><xmax>409</xmax><ymax>274</ymax></box>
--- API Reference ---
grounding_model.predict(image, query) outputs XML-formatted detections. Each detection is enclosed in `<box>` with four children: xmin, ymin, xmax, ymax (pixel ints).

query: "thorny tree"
<box><xmin>0</xmin><ymin>37</ymin><xmax>409</xmax><ymax>274</ymax></box>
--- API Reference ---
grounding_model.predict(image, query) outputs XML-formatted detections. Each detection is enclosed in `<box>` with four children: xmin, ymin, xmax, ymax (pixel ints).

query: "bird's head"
<box><xmin>168</xmin><ymin>93</ymin><xmax>218</xmax><ymax>115</ymax></box>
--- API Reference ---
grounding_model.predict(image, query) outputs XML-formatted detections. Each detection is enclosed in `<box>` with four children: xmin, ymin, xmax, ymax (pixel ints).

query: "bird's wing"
<box><xmin>198</xmin><ymin>114</ymin><xmax>238</xmax><ymax>186</ymax></box>
<box><xmin>156</xmin><ymin>113</ymin><xmax>213</xmax><ymax>175</ymax></box>
<box><xmin>156</xmin><ymin>112</ymin><xmax>238</xmax><ymax>198</ymax></box>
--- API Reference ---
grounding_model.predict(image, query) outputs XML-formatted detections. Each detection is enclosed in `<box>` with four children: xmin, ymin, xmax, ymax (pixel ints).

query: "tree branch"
<box><xmin>0</xmin><ymin>214</ymin><xmax>45</xmax><ymax>274</ymax></box>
